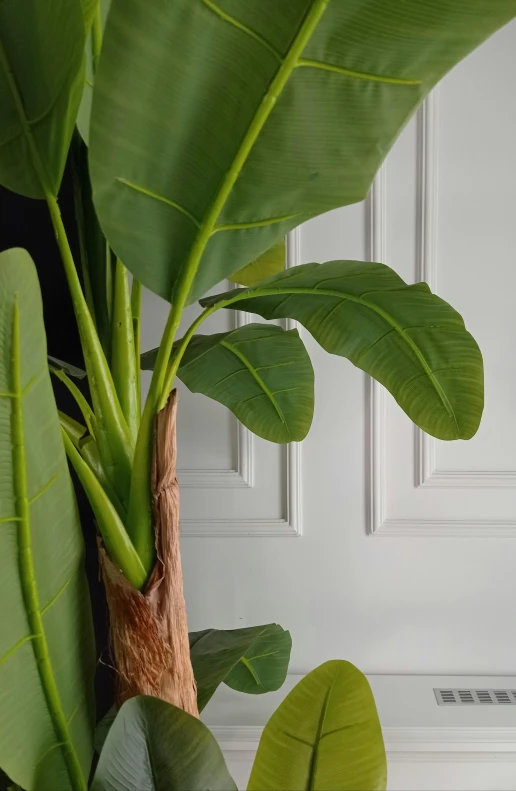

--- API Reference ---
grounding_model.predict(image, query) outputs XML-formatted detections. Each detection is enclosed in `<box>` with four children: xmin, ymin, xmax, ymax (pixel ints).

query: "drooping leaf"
<box><xmin>0</xmin><ymin>249</ymin><xmax>95</xmax><ymax>791</ymax></box>
<box><xmin>0</xmin><ymin>0</ymin><xmax>86</xmax><ymax>198</ymax></box>
<box><xmin>229</xmin><ymin>240</ymin><xmax>286</xmax><ymax>287</ymax></box>
<box><xmin>141</xmin><ymin>324</ymin><xmax>314</xmax><ymax>443</ymax></box>
<box><xmin>70</xmin><ymin>132</ymin><xmax>115</xmax><ymax>361</ymax></box>
<box><xmin>92</xmin><ymin>696</ymin><xmax>237</xmax><ymax>791</ymax></box>
<box><xmin>189</xmin><ymin>624</ymin><xmax>291</xmax><ymax>712</ymax></box>
<box><xmin>201</xmin><ymin>261</ymin><xmax>484</xmax><ymax>440</ymax></box>
<box><xmin>90</xmin><ymin>0</ymin><xmax>515</xmax><ymax>304</ymax></box>
<box><xmin>248</xmin><ymin>660</ymin><xmax>387</xmax><ymax>791</ymax></box>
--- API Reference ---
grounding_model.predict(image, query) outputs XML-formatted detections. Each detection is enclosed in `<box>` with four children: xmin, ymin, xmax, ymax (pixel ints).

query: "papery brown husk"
<box><xmin>99</xmin><ymin>389</ymin><xmax>198</xmax><ymax>717</ymax></box>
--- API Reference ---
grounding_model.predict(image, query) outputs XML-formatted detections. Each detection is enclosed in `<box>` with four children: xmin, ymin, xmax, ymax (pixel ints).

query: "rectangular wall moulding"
<box><xmin>368</xmin><ymin>92</ymin><xmax>516</xmax><ymax>537</ymax></box>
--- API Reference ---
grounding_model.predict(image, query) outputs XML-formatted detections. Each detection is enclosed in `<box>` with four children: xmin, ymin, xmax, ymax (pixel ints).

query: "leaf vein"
<box><xmin>296</xmin><ymin>58</ymin><xmax>421</xmax><ymax>86</ymax></box>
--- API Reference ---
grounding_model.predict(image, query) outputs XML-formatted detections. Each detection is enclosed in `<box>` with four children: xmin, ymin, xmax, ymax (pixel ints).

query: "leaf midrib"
<box><xmin>215</xmin><ymin>286</ymin><xmax>459</xmax><ymax>426</ymax></box>
<box><xmin>168</xmin><ymin>0</ymin><xmax>331</xmax><ymax>306</ymax></box>
<box><xmin>219</xmin><ymin>339</ymin><xmax>290</xmax><ymax>433</ymax></box>
<box><xmin>10</xmin><ymin>300</ymin><xmax>86</xmax><ymax>790</ymax></box>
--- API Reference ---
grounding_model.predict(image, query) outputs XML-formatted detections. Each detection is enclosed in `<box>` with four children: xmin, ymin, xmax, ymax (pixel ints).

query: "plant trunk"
<box><xmin>100</xmin><ymin>389</ymin><xmax>198</xmax><ymax>716</ymax></box>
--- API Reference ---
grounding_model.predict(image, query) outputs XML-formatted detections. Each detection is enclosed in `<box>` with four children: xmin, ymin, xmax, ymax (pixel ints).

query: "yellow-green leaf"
<box><xmin>229</xmin><ymin>240</ymin><xmax>286</xmax><ymax>287</ymax></box>
<box><xmin>248</xmin><ymin>660</ymin><xmax>386</xmax><ymax>791</ymax></box>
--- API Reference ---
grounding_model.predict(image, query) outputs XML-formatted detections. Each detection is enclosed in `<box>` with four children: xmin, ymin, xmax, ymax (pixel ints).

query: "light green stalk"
<box><xmin>91</xmin><ymin>3</ymin><xmax>103</xmax><ymax>76</ymax></box>
<box><xmin>62</xmin><ymin>431</ymin><xmax>146</xmax><ymax>590</ymax></box>
<box><xmin>111</xmin><ymin>259</ymin><xmax>140</xmax><ymax>440</ymax></box>
<box><xmin>50</xmin><ymin>366</ymin><xmax>96</xmax><ymax>438</ymax></box>
<box><xmin>131</xmin><ymin>278</ymin><xmax>142</xmax><ymax>417</ymax></box>
<box><xmin>47</xmin><ymin>196</ymin><xmax>134</xmax><ymax>509</ymax></box>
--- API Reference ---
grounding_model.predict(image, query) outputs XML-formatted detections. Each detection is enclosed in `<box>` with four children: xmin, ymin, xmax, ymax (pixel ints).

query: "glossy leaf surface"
<box><xmin>92</xmin><ymin>696</ymin><xmax>237</xmax><ymax>791</ymax></box>
<box><xmin>141</xmin><ymin>324</ymin><xmax>314</xmax><ymax>442</ymax></box>
<box><xmin>0</xmin><ymin>249</ymin><xmax>95</xmax><ymax>791</ymax></box>
<box><xmin>0</xmin><ymin>0</ymin><xmax>85</xmax><ymax>198</ymax></box>
<box><xmin>90</xmin><ymin>0</ymin><xmax>515</xmax><ymax>303</ymax></box>
<box><xmin>189</xmin><ymin>624</ymin><xmax>291</xmax><ymax>712</ymax></box>
<box><xmin>201</xmin><ymin>261</ymin><xmax>484</xmax><ymax>440</ymax></box>
<box><xmin>248</xmin><ymin>660</ymin><xmax>386</xmax><ymax>791</ymax></box>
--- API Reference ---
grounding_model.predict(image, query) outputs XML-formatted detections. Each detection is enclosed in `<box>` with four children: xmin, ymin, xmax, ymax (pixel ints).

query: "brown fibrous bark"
<box><xmin>100</xmin><ymin>389</ymin><xmax>198</xmax><ymax>717</ymax></box>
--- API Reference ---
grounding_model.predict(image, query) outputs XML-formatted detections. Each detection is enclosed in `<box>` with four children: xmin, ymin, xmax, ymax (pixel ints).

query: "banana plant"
<box><xmin>0</xmin><ymin>0</ymin><xmax>515</xmax><ymax>788</ymax></box>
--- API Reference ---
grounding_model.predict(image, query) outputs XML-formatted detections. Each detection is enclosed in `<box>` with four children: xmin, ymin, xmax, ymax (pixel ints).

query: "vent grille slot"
<box><xmin>435</xmin><ymin>688</ymin><xmax>516</xmax><ymax>706</ymax></box>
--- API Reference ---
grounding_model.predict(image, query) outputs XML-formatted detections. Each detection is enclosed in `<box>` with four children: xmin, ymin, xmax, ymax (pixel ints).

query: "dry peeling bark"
<box><xmin>100</xmin><ymin>390</ymin><xmax>198</xmax><ymax>716</ymax></box>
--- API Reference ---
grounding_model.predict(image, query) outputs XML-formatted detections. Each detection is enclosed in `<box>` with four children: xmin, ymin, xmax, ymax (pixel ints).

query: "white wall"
<box><xmin>140</xmin><ymin>18</ymin><xmax>516</xmax><ymax>789</ymax></box>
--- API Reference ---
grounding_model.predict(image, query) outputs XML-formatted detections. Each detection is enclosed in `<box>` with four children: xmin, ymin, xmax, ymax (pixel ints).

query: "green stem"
<box><xmin>126</xmin><ymin>303</ymin><xmax>179</xmax><ymax>570</ymax></box>
<box><xmin>111</xmin><ymin>259</ymin><xmax>139</xmax><ymax>440</ymax></box>
<box><xmin>91</xmin><ymin>4</ymin><xmax>103</xmax><ymax>76</ymax></box>
<box><xmin>62</xmin><ymin>431</ymin><xmax>146</xmax><ymax>590</ymax></box>
<box><xmin>50</xmin><ymin>366</ymin><xmax>96</xmax><ymax>439</ymax></box>
<box><xmin>12</xmin><ymin>302</ymin><xmax>87</xmax><ymax>791</ymax></box>
<box><xmin>162</xmin><ymin>305</ymin><xmax>217</xmax><ymax>396</ymax></box>
<box><xmin>46</xmin><ymin>195</ymin><xmax>134</xmax><ymax>508</ymax></box>
<box><xmin>131</xmin><ymin>278</ymin><xmax>142</xmax><ymax>417</ymax></box>
<box><xmin>58</xmin><ymin>411</ymin><xmax>88</xmax><ymax>447</ymax></box>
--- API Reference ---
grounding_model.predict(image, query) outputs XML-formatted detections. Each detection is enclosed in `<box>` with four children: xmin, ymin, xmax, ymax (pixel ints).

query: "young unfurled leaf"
<box><xmin>201</xmin><ymin>261</ymin><xmax>484</xmax><ymax>441</ymax></box>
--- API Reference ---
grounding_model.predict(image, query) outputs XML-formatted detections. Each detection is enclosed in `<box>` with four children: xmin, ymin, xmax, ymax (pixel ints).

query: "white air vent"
<box><xmin>435</xmin><ymin>688</ymin><xmax>516</xmax><ymax>706</ymax></box>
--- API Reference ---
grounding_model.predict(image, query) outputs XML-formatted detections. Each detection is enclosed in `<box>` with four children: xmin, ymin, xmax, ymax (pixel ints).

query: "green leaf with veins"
<box><xmin>141</xmin><ymin>324</ymin><xmax>314</xmax><ymax>443</ymax></box>
<box><xmin>90</xmin><ymin>0</ymin><xmax>515</xmax><ymax>303</ymax></box>
<box><xmin>0</xmin><ymin>249</ymin><xmax>95</xmax><ymax>791</ymax></box>
<box><xmin>189</xmin><ymin>624</ymin><xmax>292</xmax><ymax>712</ymax></box>
<box><xmin>201</xmin><ymin>260</ymin><xmax>484</xmax><ymax>441</ymax></box>
<box><xmin>0</xmin><ymin>0</ymin><xmax>85</xmax><ymax>198</ymax></box>
<box><xmin>248</xmin><ymin>660</ymin><xmax>386</xmax><ymax>791</ymax></box>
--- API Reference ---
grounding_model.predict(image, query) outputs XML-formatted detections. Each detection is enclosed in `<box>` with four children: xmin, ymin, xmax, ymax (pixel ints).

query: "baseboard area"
<box><xmin>203</xmin><ymin>674</ymin><xmax>516</xmax><ymax>790</ymax></box>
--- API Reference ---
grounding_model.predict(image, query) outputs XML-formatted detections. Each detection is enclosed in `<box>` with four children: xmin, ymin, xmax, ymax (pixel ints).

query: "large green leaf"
<box><xmin>229</xmin><ymin>240</ymin><xmax>286</xmax><ymax>288</ymax></box>
<box><xmin>0</xmin><ymin>249</ymin><xmax>95</xmax><ymax>791</ymax></box>
<box><xmin>248</xmin><ymin>660</ymin><xmax>387</xmax><ymax>791</ymax></box>
<box><xmin>0</xmin><ymin>0</ymin><xmax>85</xmax><ymax>198</ymax></box>
<box><xmin>92</xmin><ymin>696</ymin><xmax>237</xmax><ymax>791</ymax></box>
<box><xmin>90</xmin><ymin>0</ymin><xmax>515</xmax><ymax>304</ymax></box>
<box><xmin>201</xmin><ymin>260</ymin><xmax>484</xmax><ymax>440</ymax></box>
<box><xmin>189</xmin><ymin>624</ymin><xmax>292</xmax><ymax>712</ymax></box>
<box><xmin>141</xmin><ymin>324</ymin><xmax>314</xmax><ymax>442</ymax></box>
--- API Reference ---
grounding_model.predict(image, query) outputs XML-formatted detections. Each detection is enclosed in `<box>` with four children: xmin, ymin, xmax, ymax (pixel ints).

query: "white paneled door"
<box><xmin>140</xmin><ymin>16</ymin><xmax>516</xmax><ymax>782</ymax></box>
